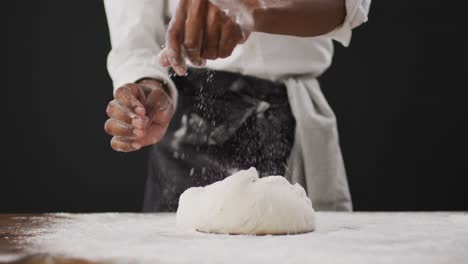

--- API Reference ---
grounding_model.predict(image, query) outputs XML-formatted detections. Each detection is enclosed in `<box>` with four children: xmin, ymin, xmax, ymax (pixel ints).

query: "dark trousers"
<box><xmin>143</xmin><ymin>68</ymin><xmax>296</xmax><ymax>212</ymax></box>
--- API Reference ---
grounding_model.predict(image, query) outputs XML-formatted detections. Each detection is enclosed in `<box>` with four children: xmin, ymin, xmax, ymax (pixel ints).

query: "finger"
<box><xmin>114</xmin><ymin>84</ymin><xmax>147</xmax><ymax>116</ymax></box>
<box><xmin>218</xmin><ymin>19</ymin><xmax>243</xmax><ymax>58</ymax></box>
<box><xmin>131</xmin><ymin>115</ymin><xmax>150</xmax><ymax>130</ymax></box>
<box><xmin>111</xmin><ymin>137</ymin><xmax>141</xmax><ymax>152</ymax></box>
<box><xmin>166</xmin><ymin>0</ymin><xmax>189</xmax><ymax>75</ymax></box>
<box><xmin>158</xmin><ymin>49</ymin><xmax>171</xmax><ymax>68</ymax></box>
<box><xmin>201</xmin><ymin>4</ymin><xmax>222</xmax><ymax>60</ymax></box>
<box><xmin>184</xmin><ymin>0</ymin><xmax>208</xmax><ymax>66</ymax></box>
<box><xmin>146</xmin><ymin>88</ymin><xmax>175</xmax><ymax>123</ymax></box>
<box><xmin>133</xmin><ymin>89</ymin><xmax>176</xmax><ymax>147</ymax></box>
<box><xmin>107</xmin><ymin>100</ymin><xmax>149</xmax><ymax>129</ymax></box>
<box><xmin>105</xmin><ymin>118</ymin><xmax>144</xmax><ymax>138</ymax></box>
<box><xmin>106</xmin><ymin>100</ymin><xmax>138</xmax><ymax>125</ymax></box>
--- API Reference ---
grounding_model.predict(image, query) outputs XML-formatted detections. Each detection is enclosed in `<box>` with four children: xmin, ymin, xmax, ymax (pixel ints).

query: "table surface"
<box><xmin>1</xmin><ymin>212</ymin><xmax>467</xmax><ymax>264</ymax></box>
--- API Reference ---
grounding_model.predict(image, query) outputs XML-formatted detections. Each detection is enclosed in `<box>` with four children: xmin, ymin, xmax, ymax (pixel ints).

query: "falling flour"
<box><xmin>176</xmin><ymin>167</ymin><xmax>315</xmax><ymax>235</ymax></box>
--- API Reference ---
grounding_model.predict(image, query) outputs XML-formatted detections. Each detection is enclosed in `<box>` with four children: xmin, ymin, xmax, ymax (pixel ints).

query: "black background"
<box><xmin>2</xmin><ymin>1</ymin><xmax>467</xmax><ymax>212</ymax></box>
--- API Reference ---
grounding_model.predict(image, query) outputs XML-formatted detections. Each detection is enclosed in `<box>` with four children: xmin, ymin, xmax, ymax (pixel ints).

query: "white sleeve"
<box><xmin>326</xmin><ymin>0</ymin><xmax>371</xmax><ymax>47</ymax></box>
<box><xmin>104</xmin><ymin>0</ymin><xmax>177</xmax><ymax>102</ymax></box>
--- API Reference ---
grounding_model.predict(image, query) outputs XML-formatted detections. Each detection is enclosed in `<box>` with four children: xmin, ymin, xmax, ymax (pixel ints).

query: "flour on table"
<box><xmin>176</xmin><ymin>167</ymin><xmax>315</xmax><ymax>235</ymax></box>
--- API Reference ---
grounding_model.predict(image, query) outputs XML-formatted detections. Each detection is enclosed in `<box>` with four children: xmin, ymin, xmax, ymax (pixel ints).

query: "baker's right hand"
<box><xmin>104</xmin><ymin>79</ymin><xmax>175</xmax><ymax>152</ymax></box>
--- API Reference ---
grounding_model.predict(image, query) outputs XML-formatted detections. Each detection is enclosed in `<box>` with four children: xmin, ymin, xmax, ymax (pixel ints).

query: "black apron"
<box><xmin>143</xmin><ymin>68</ymin><xmax>296</xmax><ymax>212</ymax></box>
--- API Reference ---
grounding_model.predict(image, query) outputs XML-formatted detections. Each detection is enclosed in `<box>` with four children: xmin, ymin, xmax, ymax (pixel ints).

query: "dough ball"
<box><xmin>176</xmin><ymin>168</ymin><xmax>315</xmax><ymax>235</ymax></box>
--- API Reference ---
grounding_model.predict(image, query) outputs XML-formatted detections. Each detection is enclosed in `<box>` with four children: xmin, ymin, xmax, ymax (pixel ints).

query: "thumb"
<box><xmin>145</xmin><ymin>87</ymin><xmax>175</xmax><ymax>125</ymax></box>
<box><xmin>132</xmin><ymin>88</ymin><xmax>175</xmax><ymax>148</ymax></box>
<box><xmin>158</xmin><ymin>48</ymin><xmax>171</xmax><ymax>68</ymax></box>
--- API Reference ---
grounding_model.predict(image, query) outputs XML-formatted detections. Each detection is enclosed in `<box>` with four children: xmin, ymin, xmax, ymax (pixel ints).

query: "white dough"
<box><xmin>176</xmin><ymin>168</ymin><xmax>315</xmax><ymax>235</ymax></box>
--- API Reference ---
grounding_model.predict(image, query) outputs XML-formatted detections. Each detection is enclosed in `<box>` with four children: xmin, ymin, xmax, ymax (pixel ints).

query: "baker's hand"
<box><xmin>158</xmin><ymin>0</ymin><xmax>248</xmax><ymax>76</ymax></box>
<box><xmin>104</xmin><ymin>79</ymin><xmax>175</xmax><ymax>152</ymax></box>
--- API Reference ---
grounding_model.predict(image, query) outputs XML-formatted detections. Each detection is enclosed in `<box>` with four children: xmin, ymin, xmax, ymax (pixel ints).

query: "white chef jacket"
<box><xmin>104</xmin><ymin>0</ymin><xmax>371</xmax><ymax>211</ymax></box>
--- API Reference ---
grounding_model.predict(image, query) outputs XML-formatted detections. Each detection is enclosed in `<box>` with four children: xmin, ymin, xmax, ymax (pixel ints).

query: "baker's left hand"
<box><xmin>158</xmin><ymin>0</ymin><xmax>248</xmax><ymax>76</ymax></box>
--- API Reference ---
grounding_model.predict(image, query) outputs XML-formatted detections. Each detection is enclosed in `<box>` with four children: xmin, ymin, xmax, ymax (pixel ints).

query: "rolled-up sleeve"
<box><xmin>104</xmin><ymin>0</ymin><xmax>177</xmax><ymax>101</ymax></box>
<box><xmin>327</xmin><ymin>0</ymin><xmax>371</xmax><ymax>47</ymax></box>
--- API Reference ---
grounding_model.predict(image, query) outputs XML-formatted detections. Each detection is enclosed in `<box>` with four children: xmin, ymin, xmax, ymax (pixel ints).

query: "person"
<box><xmin>103</xmin><ymin>0</ymin><xmax>371</xmax><ymax>212</ymax></box>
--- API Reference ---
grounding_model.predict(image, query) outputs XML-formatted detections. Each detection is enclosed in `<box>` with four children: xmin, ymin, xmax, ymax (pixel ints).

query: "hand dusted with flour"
<box><xmin>176</xmin><ymin>168</ymin><xmax>315</xmax><ymax>235</ymax></box>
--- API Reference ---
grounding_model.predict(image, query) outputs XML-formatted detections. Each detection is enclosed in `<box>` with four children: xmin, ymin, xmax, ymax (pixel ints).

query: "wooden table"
<box><xmin>1</xmin><ymin>212</ymin><xmax>467</xmax><ymax>264</ymax></box>
<box><xmin>0</xmin><ymin>214</ymin><xmax>93</xmax><ymax>263</ymax></box>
